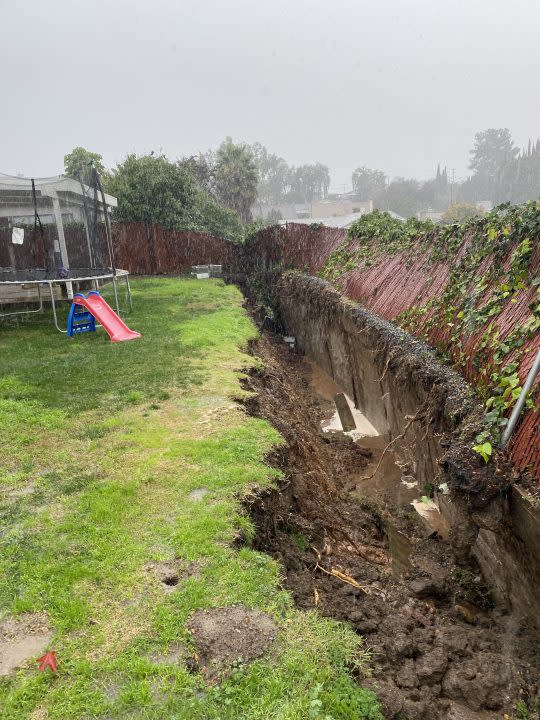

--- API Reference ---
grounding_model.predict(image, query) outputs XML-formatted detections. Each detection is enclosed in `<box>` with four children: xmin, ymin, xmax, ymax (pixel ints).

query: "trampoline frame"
<box><xmin>0</xmin><ymin>269</ymin><xmax>133</xmax><ymax>333</ymax></box>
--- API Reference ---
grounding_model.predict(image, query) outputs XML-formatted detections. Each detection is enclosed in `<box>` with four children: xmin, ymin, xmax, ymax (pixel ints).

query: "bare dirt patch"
<box><xmin>0</xmin><ymin>613</ymin><xmax>52</xmax><ymax>676</ymax></box>
<box><xmin>241</xmin><ymin>332</ymin><xmax>539</xmax><ymax>720</ymax></box>
<box><xmin>186</xmin><ymin>606</ymin><xmax>278</xmax><ymax>682</ymax></box>
<box><xmin>145</xmin><ymin>560</ymin><xmax>201</xmax><ymax>591</ymax></box>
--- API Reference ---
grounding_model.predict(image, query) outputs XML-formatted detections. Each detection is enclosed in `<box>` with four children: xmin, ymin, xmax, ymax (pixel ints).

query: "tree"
<box><xmin>441</xmin><ymin>203</ymin><xmax>482</xmax><ymax>225</ymax></box>
<box><xmin>351</xmin><ymin>167</ymin><xmax>386</xmax><ymax>200</ymax></box>
<box><xmin>105</xmin><ymin>152</ymin><xmax>245</xmax><ymax>242</ymax></box>
<box><xmin>64</xmin><ymin>147</ymin><xmax>106</xmax><ymax>185</ymax></box>
<box><xmin>376</xmin><ymin>177</ymin><xmax>423</xmax><ymax>218</ymax></box>
<box><xmin>266</xmin><ymin>208</ymin><xmax>283</xmax><ymax>224</ymax></box>
<box><xmin>215</xmin><ymin>138</ymin><xmax>258</xmax><ymax>222</ymax></box>
<box><xmin>250</xmin><ymin>143</ymin><xmax>290</xmax><ymax>208</ymax></box>
<box><xmin>178</xmin><ymin>152</ymin><xmax>216</xmax><ymax>197</ymax></box>
<box><xmin>493</xmin><ymin>138</ymin><xmax>540</xmax><ymax>204</ymax></box>
<box><xmin>105</xmin><ymin>153</ymin><xmax>200</xmax><ymax>229</ymax></box>
<box><xmin>194</xmin><ymin>189</ymin><xmax>245</xmax><ymax>242</ymax></box>
<box><xmin>468</xmin><ymin>129</ymin><xmax>518</xmax><ymax>200</ymax></box>
<box><xmin>288</xmin><ymin>163</ymin><xmax>330</xmax><ymax>203</ymax></box>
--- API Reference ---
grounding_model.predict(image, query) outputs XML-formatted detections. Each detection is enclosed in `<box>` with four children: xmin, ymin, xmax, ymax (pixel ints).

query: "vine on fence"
<box><xmin>319</xmin><ymin>205</ymin><xmax>540</xmax><ymax>459</ymax></box>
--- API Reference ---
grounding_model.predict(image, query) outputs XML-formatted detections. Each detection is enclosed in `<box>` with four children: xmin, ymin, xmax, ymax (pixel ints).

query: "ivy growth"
<box><xmin>319</xmin><ymin>204</ymin><xmax>540</xmax><ymax>455</ymax></box>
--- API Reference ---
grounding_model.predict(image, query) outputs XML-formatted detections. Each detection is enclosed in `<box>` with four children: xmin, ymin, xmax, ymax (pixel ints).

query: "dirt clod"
<box><xmin>187</xmin><ymin>606</ymin><xmax>277</xmax><ymax>681</ymax></box>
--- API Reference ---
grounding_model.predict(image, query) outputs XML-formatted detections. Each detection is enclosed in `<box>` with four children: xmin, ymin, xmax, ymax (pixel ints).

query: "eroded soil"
<box><xmin>242</xmin><ymin>333</ymin><xmax>539</xmax><ymax>720</ymax></box>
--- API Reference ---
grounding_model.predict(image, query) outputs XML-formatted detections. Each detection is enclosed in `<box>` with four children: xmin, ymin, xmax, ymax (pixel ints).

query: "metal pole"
<box><xmin>94</xmin><ymin>169</ymin><xmax>116</xmax><ymax>276</ymax></box>
<box><xmin>500</xmin><ymin>347</ymin><xmax>540</xmax><ymax>448</ymax></box>
<box><xmin>77</xmin><ymin>174</ymin><xmax>96</xmax><ymax>274</ymax></box>
<box><xmin>112</xmin><ymin>275</ymin><xmax>120</xmax><ymax>316</ymax></box>
<box><xmin>125</xmin><ymin>273</ymin><xmax>133</xmax><ymax>311</ymax></box>
<box><xmin>49</xmin><ymin>282</ymin><xmax>66</xmax><ymax>333</ymax></box>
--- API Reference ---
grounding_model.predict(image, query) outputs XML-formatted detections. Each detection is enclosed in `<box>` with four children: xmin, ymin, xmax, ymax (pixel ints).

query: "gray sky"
<box><xmin>2</xmin><ymin>0</ymin><xmax>540</xmax><ymax>189</ymax></box>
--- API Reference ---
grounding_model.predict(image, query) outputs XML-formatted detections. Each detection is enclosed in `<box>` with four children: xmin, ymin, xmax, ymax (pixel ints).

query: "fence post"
<box><xmin>145</xmin><ymin>220</ymin><xmax>158</xmax><ymax>275</ymax></box>
<box><xmin>500</xmin><ymin>347</ymin><xmax>540</xmax><ymax>449</ymax></box>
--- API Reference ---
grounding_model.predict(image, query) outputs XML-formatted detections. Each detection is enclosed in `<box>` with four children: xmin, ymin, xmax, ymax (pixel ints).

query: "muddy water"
<box><xmin>308</xmin><ymin>360</ymin><xmax>419</xmax><ymax>507</ymax></box>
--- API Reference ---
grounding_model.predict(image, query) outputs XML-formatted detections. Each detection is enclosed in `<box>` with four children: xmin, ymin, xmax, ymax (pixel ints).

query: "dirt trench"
<box><xmin>241</xmin><ymin>331</ymin><xmax>539</xmax><ymax>720</ymax></box>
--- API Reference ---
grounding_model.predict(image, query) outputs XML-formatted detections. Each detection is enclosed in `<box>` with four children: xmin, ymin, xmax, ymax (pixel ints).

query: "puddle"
<box><xmin>308</xmin><ymin>360</ymin><xmax>379</xmax><ymax>439</ymax></box>
<box><xmin>352</xmin><ymin>435</ymin><xmax>419</xmax><ymax>507</ymax></box>
<box><xmin>309</xmin><ymin>360</ymin><xmax>418</xmax><ymax>508</ymax></box>
<box><xmin>0</xmin><ymin>614</ymin><xmax>52</xmax><ymax>676</ymax></box>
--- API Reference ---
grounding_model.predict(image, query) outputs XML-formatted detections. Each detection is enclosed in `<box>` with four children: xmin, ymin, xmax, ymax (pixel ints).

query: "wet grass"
<box><xmin>0</xmin><ymin>278</ymin><xmax>381</xmax><ymax>719</ymax></box>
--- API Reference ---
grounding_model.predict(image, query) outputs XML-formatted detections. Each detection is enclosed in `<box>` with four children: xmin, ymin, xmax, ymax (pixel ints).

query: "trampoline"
<box><xmin>0</xmin><ymin>169</ymin><xmax>133</xmax><ymax>333</ymax></box>
<box><xmin>0</xmin><ymin>267</ymin><xmax>133</xmax><ymax>333</ymax></box>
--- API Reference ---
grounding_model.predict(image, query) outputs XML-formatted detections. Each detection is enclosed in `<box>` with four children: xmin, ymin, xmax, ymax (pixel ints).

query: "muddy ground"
<box><xmin>241</xmin><ymin>331</ymin><xmax>539</xmax><ymax>720</ymax></box>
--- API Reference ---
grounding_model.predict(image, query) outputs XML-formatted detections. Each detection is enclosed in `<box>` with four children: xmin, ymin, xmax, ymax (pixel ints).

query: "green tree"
<box><xmin>441</xmin><ymin>203</ymin><xmax>482</xmax><ymax>225</ymax></box>
<box><xmin>351</xmin><ymin>166</ymin><xmax>386</xmax><ymax>200</ymax></box>
<box><xmin>106</xmin><ymin>153</ymin><xmax>244</xmax><ymax>242</ymax></box>
<box><xmin>194</xmin><ymin>189</ymin><xmax>245</xmax><ymax>242</ymax></box>
<box><xmin>288</xmin><ymin>163</ymin><xmax>330</xmax><ymax>203</ymax></box>
<box><xmin>266</xmin><ymin>208</ymin><xmax>283</xmax><ymax>224</ymax></box>
<box><xmin>64</xmin><ymin>147</ymin><xmax>106</xmax><ymax>185</ymax></box>
<box><xmin>250</xmin><ymin>143</ymin><xmax>290</xmax><ymax>207</ymax></box>
<box><xmin>468</xmin><ymin>128</ymin><xmax>518</xmax><ymax>200</ymax></box>
<box><xmin>215</xmin><ymin>138</ymin><xmax>258</xmax><ymax>222</ymax></box>
<box><xmin>376</xmin><ymin>177</ymin><xmax>423</xmax><ymax>218</ymax></box>
<box><xmin>178</xmin><ymin>152</ymin><xmax>216</xmax><ymax>196</ymax></box>
<box><xmin>105</xmin><ymin>153</ymin><xmax>200</xmax><ymax>229</ymax></box>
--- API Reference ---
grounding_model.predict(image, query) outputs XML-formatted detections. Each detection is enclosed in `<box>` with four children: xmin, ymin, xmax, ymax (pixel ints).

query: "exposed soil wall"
<box><xmin>276</xmin><ymin>271</ymin><xmax>540</xmax><ymax>628</ymax></box>
<box><xmin>243</xmin><ymin>221</ymin><xmax>540</xmax><ymax>479</ymax></box>
<box><xmin>242</xmin><ymin>332</ymin><xmax>539</xmax><ymax>720</ymax></box>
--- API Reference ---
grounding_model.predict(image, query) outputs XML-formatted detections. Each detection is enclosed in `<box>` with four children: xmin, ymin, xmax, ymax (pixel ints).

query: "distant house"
<box><xmin>253</xmin><ymin>196</ymin><xmax>374</xmax><ymax>223</ymax></box>
<box><xmin>310</xmin><ymin>199</ymin><xmax>373</xmax><ymax>219</ymax></box>
<box><xmin>283</xmin><ymin>211</ymin><xmax>370</xmax><ymax>229</ymax></box>
<box><xmin>418</xmin><ymin>208</ymin><xmax>444</xmax><ymax>223</ymax></box>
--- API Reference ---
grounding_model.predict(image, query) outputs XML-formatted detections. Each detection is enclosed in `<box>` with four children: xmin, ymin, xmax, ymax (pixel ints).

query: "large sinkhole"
<box><xmin>241</xmin><ymin>330</ymin><xmax>540</xmax><ymax>720</ymax></box>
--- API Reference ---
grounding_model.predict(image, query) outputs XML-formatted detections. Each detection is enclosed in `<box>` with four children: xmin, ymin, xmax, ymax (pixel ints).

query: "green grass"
<box><xmin>0</xmin><ymin>278</ymin><xmax>381</xmax><ymax>720</ymax></box>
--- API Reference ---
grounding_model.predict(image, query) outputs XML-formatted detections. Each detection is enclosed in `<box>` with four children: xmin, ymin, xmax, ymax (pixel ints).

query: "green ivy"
<box><xmin>319</xmin><ymin>204</ymin><xmax>540</xmax><ymax>455</ymax></box>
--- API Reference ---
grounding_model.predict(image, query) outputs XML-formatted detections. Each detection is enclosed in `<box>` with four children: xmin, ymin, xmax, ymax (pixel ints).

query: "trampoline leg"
<box><xmin>112</xmin><ymin>275</ymin><xmax>120</xmax><ymax>316</ymax></box>
<box><xmin>125</xmin><ymin>274</ymin><xmax>133</xmax><ymax>312</ymax></box>
<box><xmin>49</xmin><ymin>283</ymin><xmax>66</xmax><ymax>333</ymax></box>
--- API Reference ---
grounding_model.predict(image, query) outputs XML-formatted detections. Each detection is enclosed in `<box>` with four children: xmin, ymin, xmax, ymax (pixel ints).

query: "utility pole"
<box><xmin>449</xmin><ymin>169</ymin><xmax>456</xmax><ymax>208</ymax></box>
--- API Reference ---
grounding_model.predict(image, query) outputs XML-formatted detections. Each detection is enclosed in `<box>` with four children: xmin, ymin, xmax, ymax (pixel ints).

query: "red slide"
<box><xmin>74</xmin><ymin>292</ymin><xmax>141</xmax><ymax>342</ymax></box>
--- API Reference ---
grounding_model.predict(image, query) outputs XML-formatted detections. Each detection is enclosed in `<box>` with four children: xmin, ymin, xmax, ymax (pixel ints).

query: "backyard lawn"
<box><xmin>0</xmin><ymin>278</ymin><xmax>380</xmax><ymax>720</ymax></box>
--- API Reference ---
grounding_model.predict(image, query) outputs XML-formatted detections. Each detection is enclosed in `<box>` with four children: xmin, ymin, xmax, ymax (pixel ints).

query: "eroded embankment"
<box><xmin>273</xmin><ymin>272</ymin><xmax>540</xmax><ymax>629</ymax></box>
<box><xmin>241</xmin><ymin>332</ymin><xmax>539</xmax><ymax>720</ymax></box>
<box><xmin>243</xmin><ymin>336</ymin><xmax>538</xmax><ymax>720</ymax></box>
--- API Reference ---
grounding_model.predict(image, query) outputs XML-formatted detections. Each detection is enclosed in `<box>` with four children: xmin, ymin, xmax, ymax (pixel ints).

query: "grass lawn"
<box><xmin>0</xmin><ymin>278</ymin><xmax>381</xmax><ymax>720</ymax></box>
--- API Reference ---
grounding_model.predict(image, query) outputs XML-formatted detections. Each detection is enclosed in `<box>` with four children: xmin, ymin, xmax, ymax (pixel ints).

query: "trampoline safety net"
<box><xmin>0</xmin><ymin>170</ymin><xmax>117</xmax><ymax>285</ymax></box>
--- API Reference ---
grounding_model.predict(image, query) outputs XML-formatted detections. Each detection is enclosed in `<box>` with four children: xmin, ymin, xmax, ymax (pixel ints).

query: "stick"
<box><xmin>358</xmin><ymin>410</ymin><xmax>426</xmax><ymax>481</ymax></box>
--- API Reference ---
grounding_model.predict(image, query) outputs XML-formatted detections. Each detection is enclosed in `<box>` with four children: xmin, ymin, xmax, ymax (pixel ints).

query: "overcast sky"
<box><xmin>1</xmin><ymin>0</ymin><xmax>540</xmax><ymax>189</ymax></box>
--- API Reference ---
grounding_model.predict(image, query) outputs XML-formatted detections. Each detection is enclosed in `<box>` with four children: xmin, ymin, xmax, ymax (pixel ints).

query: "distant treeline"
<box><xmin>63</xmin><ymin>127</ymin><xmax>540</xmax><ymax>237</ymax></box>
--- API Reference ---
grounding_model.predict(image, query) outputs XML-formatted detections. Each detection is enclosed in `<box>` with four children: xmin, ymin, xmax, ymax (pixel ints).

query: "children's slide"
<box><xmin>72</xmin><ymin>292</ymin><xmax>141</xmax><ymax>342</ymax></box>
